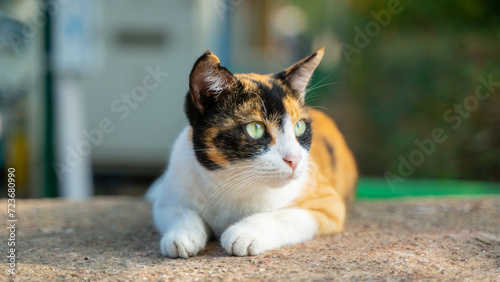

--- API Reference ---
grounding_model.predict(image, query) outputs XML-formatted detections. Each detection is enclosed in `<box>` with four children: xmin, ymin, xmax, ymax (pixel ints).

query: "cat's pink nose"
<box><xmin>283</xmin><ymin>154</ymin><xmax>302</xmax><ymax>171</ymax></box>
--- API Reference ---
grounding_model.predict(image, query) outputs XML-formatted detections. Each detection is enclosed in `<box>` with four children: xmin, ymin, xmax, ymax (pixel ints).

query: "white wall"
<box><xmin>79</xmin><ymin>0</ymin><xmax>208</xmax><ymax>174</ymax></box>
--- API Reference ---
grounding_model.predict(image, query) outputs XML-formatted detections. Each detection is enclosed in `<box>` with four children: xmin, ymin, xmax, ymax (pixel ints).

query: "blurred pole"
<box><xmin>198</xmin><ymin>0</ymin><xmax>232</xmax><ymax>67</ymax></box>
<box><xmin>218</xmin><ymin>0</ymin><xmax>232</xmax><ymax>68</ymax></box>
<box><xmin>51</xmin><ymin>0</ymin><xmax>99</xmax><ymax>199</ymax></box>
<box><xmin>43</xmin><ymin>0</ymin><xmax>58</xmax><ymax>197</ymax></box>
<box><xmin>55</xmin><ymin>79</ymin><xmax>93</xmax><ymax>199</ymax></box>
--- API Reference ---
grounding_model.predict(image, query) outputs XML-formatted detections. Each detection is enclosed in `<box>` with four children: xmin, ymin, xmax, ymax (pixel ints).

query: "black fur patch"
<box><xmin>323</xmin><ymin>137</ymin><xmax>336</xmax><ymax>169</ymax></box>
<box><xmin>214</xmin><ymin>127</ymin><xmax>272</xmax><ymax>161</ymax></box>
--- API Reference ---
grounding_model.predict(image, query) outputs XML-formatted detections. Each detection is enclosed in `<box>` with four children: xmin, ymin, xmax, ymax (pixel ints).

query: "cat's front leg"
<box><xmin>153</xmin><ymin>204</ymin><xmax>211</xmax><ymax>258</ymax></box>
<box><xmin>220</xmin><ymin>208</ymin><xmax>318</xmax><ymax>256</ymax></box>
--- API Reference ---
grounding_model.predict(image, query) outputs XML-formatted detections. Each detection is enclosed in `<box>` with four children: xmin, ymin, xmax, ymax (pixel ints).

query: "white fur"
<box><xmin>206</xmin><ymin>74</ymin><xmax>225</xmax><ymax>94</ymax></box>
<box><xmin>220</xmin><ymin>208</ymin><xmax>317</xmax><ymax>256</ymax></box>
<box><xmin>204</xmin><ymin>66</ymin><xmax>230</xmax><ymax>95</ymax></box>
<box><xmin>149</xmin><ymin>116</ymin><xmax>318</xmax><ymax>258</ymax></box>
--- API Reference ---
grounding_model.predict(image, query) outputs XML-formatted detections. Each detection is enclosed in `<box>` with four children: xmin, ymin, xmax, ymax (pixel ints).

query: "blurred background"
<box><xmin>1</xmin><ymin>0</ymin><xmax>499</xmax><ymax>199</ymax></box>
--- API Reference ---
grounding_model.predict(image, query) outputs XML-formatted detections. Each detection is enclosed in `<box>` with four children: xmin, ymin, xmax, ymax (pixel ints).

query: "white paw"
<box><xmin>160</xmin><ymin>229</ymin><xmax>206</xmax><ymax>258</ymax></box>
<box><xmin>220</xmin><ymin>224</ymin><xmax>268</xmax><ymax>256</ymax></box>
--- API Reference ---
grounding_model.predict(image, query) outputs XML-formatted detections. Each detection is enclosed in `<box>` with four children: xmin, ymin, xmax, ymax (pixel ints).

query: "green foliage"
<box><xmin>300</xmin><ymin>0</ymin><xmax>500</xmax><ymax>182</ymax></box>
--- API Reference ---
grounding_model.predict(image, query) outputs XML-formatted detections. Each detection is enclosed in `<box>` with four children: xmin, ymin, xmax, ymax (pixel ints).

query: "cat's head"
<box><xmin>185</xmin><ymin>48</ymin><xmax>324</xmax><ymax>186</ymax></box>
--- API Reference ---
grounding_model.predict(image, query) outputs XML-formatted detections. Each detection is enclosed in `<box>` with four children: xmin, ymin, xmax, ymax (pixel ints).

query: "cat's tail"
<box><xmin>145</xmin><ymin>174</ymin><xmax>165</xmax><ymax>202</ymax></box>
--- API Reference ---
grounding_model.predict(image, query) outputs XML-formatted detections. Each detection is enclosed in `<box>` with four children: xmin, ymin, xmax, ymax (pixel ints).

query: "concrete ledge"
<box><xmin>2</xmin><ymin>196</ymin><xmax>500</xmax><ymax>280</ymax></box>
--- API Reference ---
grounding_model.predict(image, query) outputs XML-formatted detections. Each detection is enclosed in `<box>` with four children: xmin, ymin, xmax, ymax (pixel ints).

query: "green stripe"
<box><xmin>356</xmin><ymin>177</ymin><xmax>500</xmax><ymax>199</ymax></box>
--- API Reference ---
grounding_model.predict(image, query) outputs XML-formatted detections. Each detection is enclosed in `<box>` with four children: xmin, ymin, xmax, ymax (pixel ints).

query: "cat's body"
<box><xmin>148</xmin><ymin>48</ymin><xmax>357</xmax><ymax>258</ymax></box>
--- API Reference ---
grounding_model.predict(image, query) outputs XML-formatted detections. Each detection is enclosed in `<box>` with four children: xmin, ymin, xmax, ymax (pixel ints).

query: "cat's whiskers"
<box><xmin>303</xmin><ymin>77</ymin><xmax>342</xmax><ymax>106</ymax></box>
<box><xmin>205</xmin><ymin>162</ymin><xmax>281</xmax><ymax>225</ymax></box>
<box><xmin>214</xmin><ymin>176</ymin><xmax>258</xmax><ymax>225</ymax></box>
<box><xmin>307</xmin><ymin>71</ymin><xmax>336</xmax><ymax>90</ymax></box>
<box><xmin>211</xmin><ymin>171</ymin><xmax>260</xmax><ymax>225</ymax></box>
<box><xmin>304</xmin><ymin>82</ymin><xmax>342</xmax><ymax>96</ymax></box>
<box><xmin>207</xmin><ymin>161</ymin><xmax>307</xmax><ymax>226</ymax></box>
<box><xmin>304</xmin><ymin>92</ymin><xmax>320</xmax><ymax>105</ymax></box>
<box><xmin>200</xmin><ymin>166</ymin><xmax>260</xmax><ymax>217</ymax></box>
<box><xmin>304</xmin><ymin>161</ymin><xmax>319</xmax><ymax>203</ymax></box>
<box><xmin>293</xmin><ymin>96</ymin><xmax>303</xmax><ymax>109</ymax></box>
<box><xmin>308</xmin><ymin>105</ymin><xmax>330</xmax><ymax>112</ymax></box>
<box><xmin>210</xmin><ymin>167</ymin><xmax>258</xmax><ymax>193</ymax></box>
<box><xmin>200</xmin><ymin>169</ymin><xmax>252</xmax><ymax>211</ymax></box>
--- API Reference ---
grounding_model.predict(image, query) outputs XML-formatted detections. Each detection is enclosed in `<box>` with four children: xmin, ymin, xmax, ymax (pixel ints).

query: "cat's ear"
<box><xmin>189</xmin><ymin>50</ymin><xmax>236</xmax><ymax>114</ymax></box>
<box><xmin>275</xmin><ymin>47</ymin><xmax>324</xmax><ymax>102</ymax></box>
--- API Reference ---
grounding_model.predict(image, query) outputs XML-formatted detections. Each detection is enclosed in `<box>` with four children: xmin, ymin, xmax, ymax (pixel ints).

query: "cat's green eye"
<box><xmin>245</xmin><ymin>121</ymin><xmax>266</xmax><ymax>139</ymax></box>
<box><xmin>294</xmin><ymin>120</ymin><xmax>306</xmax><ymax>137</ymax></box>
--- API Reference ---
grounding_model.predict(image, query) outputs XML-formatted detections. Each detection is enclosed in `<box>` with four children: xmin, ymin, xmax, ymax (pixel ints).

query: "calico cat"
<box><xmin>147</xmin><ymin>48</ymin><xmax>357</xmax><ymax>258</ymax></box>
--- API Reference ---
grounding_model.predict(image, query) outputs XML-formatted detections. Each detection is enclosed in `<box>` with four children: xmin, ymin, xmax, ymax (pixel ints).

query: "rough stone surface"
<box><xmin>1</xmin><ymin>196</ymin><xmax>499</xmax><ymax>280</ymax></box>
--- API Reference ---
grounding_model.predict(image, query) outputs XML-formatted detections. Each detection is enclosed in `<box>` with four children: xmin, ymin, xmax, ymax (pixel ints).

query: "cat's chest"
<box><xmin>198</xmin><ymin>180</ymin><xmax>305</xmax><ymax>237</ymax></box>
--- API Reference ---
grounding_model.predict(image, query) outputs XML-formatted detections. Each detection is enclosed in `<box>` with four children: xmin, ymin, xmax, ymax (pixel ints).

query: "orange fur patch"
<box><xmin>264</xmin><ymin>121</ymin><xmax>279</xmax><ymax>146</ymax></box>
<box><xmin>204</xmin><ymin>128</ymin><xmax>230</xmax><ymax>166</ymax></box>
<box><xmin>290</xmin><ymin>109</ymin><xmax>357</xmax><ymax>235</ymax></box>
<box><xmin>206</xmin><ymin>147</ymin><xmax>230</xmax><ymax>167</ymax></box>
<box><xmin>283</xmin><ymin>95</ymin><xmax>309</xmax><ymax>123</ymax></box>
<box><xmin>188</xmin><ymin>127</ymin><xmax>193</xmax><ymax>145</ymax></box>
<box><xmin>236</xmin><ymin>73</ymin><xmax>274</xmax><ymax>90</ymax></box>
<box><xmin>207</xmin><ymin>52</ymin><xmax>220</xmax><ymax>64</ymax></box>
